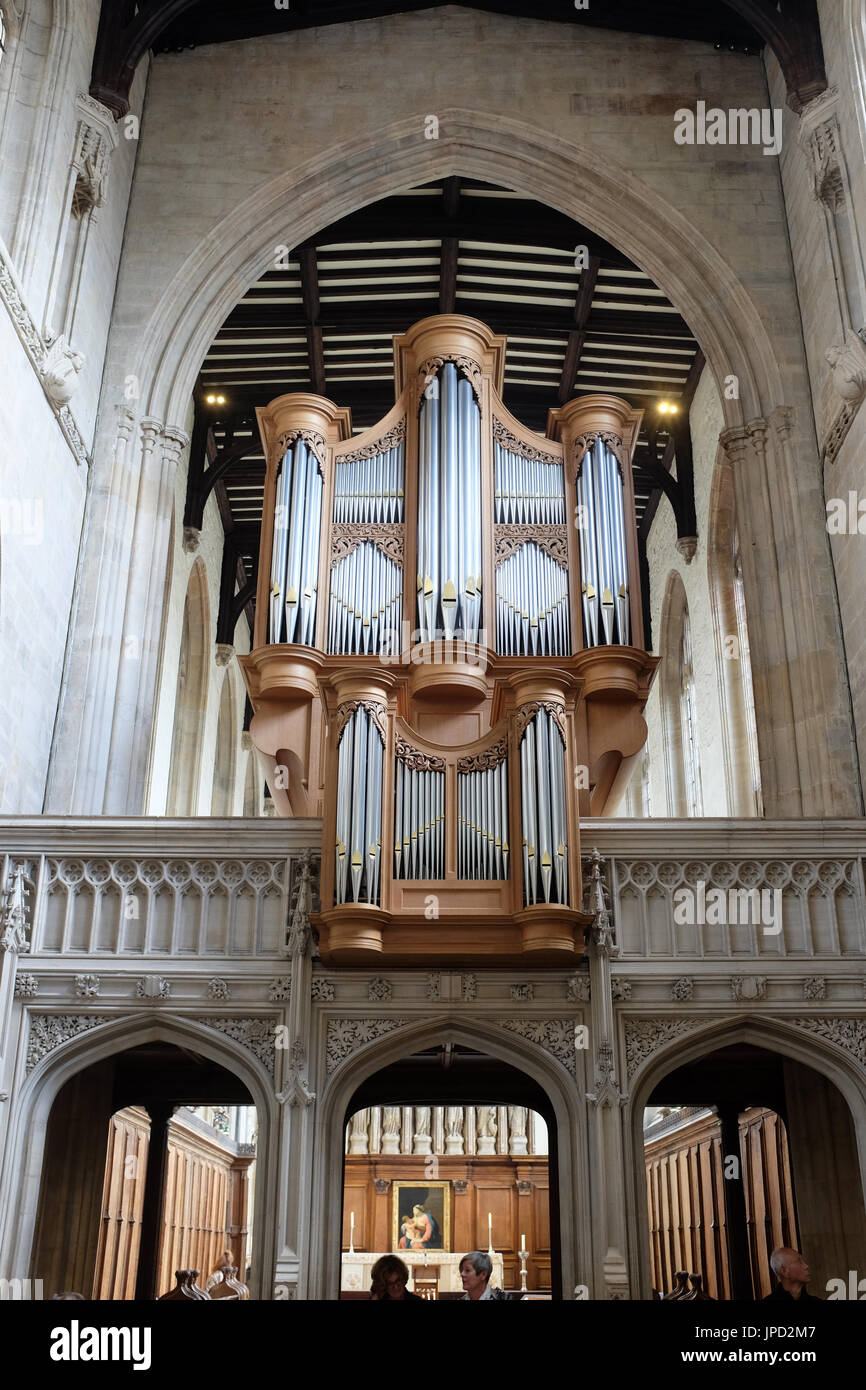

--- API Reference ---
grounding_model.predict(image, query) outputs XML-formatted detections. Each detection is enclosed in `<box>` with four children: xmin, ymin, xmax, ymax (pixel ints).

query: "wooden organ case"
<box><xmin>239</xmin><ymin>316</ymin><xmax>658</xmax><ymax>964</ymax></box>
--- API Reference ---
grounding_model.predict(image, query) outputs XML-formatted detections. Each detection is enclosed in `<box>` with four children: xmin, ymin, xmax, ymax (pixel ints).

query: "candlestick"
<box><xmin>518</xmin><ymin>1247</ymin><xmax>529</xmax><ymax>1295</ymax></box>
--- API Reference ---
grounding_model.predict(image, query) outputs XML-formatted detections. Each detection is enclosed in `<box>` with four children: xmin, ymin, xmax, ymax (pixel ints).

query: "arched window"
<box><xmin>167</xmin><ymin>559</ymin><xmax>210</xmax><ymax>815</ymax></box>
<box><xmin>659</xmin><ymin>572</ymin><xmax>702</xmax><ymax>817</ymax></box>
<box><xmin>708</xmin><ymin>454</ymin><xmax>763</xmax><ymax>816</ymax></box>
<box><xmin>679</xmin><ymin>606</ymin><xmax>703</xmax><ymax>817</ymax></box>
<box><xmin>210</xmin><ymin>670</ymin><xmax>238</xmax><ymax>815</ymax></box>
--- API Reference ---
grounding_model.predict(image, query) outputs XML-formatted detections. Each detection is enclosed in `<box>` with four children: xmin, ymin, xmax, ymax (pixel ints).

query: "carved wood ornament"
<box><xmin>330</xmin><ymin>523</ymin><xmax>404</xmax><ymax>568</ymax></box>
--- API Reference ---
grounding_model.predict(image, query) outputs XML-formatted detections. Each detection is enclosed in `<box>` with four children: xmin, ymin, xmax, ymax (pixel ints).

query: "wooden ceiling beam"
<box><xmin>557</xmin><ymin>255</ymin><xmax>601</xmax><ymax>405</ymax></box>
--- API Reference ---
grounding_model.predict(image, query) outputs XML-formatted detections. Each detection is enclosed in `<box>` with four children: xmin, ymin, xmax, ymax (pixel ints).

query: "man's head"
<box><xmin>460</xmin><ymin>1251</ymin><xmax>493</xmax><ymax>1299</ymax></box>
<box><xmin>770</xmin><ymin>1247</ymin><xmax>810</xmax><ymax>1290</ymax></box>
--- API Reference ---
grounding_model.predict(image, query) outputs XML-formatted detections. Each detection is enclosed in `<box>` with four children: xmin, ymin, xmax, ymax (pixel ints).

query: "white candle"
<box><xmin>521</xmin><ymin>1233</ymin><xmax>526</xmax><ymax>1252</ymax></box>
<box><xmin>488</xmin><ymin>1212</ymin><xmax>492</xmax><ymax>1241</ymax></box>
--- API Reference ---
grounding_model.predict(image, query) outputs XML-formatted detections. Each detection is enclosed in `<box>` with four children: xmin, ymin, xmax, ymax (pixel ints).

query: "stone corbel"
<box><xmin>41</xmin><ymin>333</ymin><xmax>85</xmax><ymax>407</ymax></box>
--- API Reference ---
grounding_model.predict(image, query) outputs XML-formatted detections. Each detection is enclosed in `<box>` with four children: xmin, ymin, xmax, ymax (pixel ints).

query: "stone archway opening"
<box><xmin>641</xmin><ymin>1040</ymin><xmax>866</xmax><ymax>1301</ymax></box>
<box><xmin>30</xmin><ymin>1040</ymin><xmax>258</xmax><ymax>1301</ymax></box>
<box><xmin>338</xmin><ymin>1042</ymin><xmax>561</xmax><ymax>1300</ymax></box>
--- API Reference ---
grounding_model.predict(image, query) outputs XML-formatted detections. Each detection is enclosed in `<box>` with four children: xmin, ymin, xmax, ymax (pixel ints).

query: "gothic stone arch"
<box><xmin>623</xmin><ymin>1013</ymin><xmax>866</xmax><ymax>1300</ymax></box>
<box><xmin>0</xmin><ymin>1013</ymin><xmax>279</xmax><ymax>1299</ymax></box>
<box><xmin>305</xmin><ymin>1013</ymin><xmax>590</xmax><ymax>1301</ymax></box>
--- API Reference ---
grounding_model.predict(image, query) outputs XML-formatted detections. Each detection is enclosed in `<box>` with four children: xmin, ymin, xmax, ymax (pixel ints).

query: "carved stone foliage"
<box><xmin>26</xmin><ymin>1014</ymin><xmax>109</xmax><ymax>1073</ymax></box>
<box><xmin>287</xmin><ymin>851</ymin><xmax>319</xmax><ymax>957</ymax></box>
<box><xmin>0</xmin><ymin>248</ymin><xmax>89</xmax><ymax>467</ymax></box>
<box><xmin>587</xmin><ymin>1039</ymin><xmax>624</xmax><ymax>1110</ymax></box>
<box><xmin>276</xmin><ymin>429</ymin><xmax>327</xmax><ymax>472</ymax></box>
<box><xmin>198</xmin><ymin>1017</ymin><xmax>277</xmax><ymax>1077</ymax></box>
<box><xmin>207</xmin><ymin>978</ymin><xmax>231</xmax><ymax>1001</ymax></box>
<box><xmin>567</xmin><ymin>975</ymin><xmax>590</xmax><ymax>1003</ymax></box>
<box><xmin>311</xmin><ymin>977</ymin><xmax>335</xmax><ymax>1002</ymax></box>
<box><xmin>14</xmin><ymin>973</ymin><xmax>38</xmax><ymax>999</ymax></box>
<box><xmin>368</xmin><ymin>977</ymin><xmax>392</xmax><ymax>1003</ymax></box>
<box><xmin>457</xmin><ymin>740</ymin><xmax>507</xmax><ymax>773</ymax></box>
<box><xmin>1</xmin><ymin>863</ymin><xmax>31</xmax><ymax>954</ymax></box>
<box><xmin>494</xmin><ymin>525</ymin><xmax>569</xmax><ymax>570</ymax></box>
<box><xmin>393</xmin><ymin>736</ymin><xmax>445</xmax><ymax>773</ymax></box>
<box><xmin>788</xmin><ymin>1016</ymin><xmax>866</xmax><ymax>1069</ymax></box>
<box><xmin>611</xmin><ymin>979</ymin><xmax>632</xmax><ymax>1002</ymax></box>
<box><xmin>731</xmin><ymin>977</ymin><xmax>768</xmax><ymax>1001</ymax></box>
<box><xmin>75</xmin><ymin>974</ymin><xmax>101</xmax><ymax>998</ymax></box>
<box><xmin>511</xmin><ymin>984</ymin><xmax>534</xmax><ymax>1002</ymax></box>
<box><xmin>339</xmin><ymin>419</ymin><xmax>406</xmax><ymax>462</ymax></box>
<box><xmin>336</xmin><ymin>700</ymin><xmax>388</xmax><ymax>742</ymax></box>
<box><xmin>803</xmin><ymin>976</ymin><xmax>827</xmax><ymax>1000</ymax></box>
<box><xmin>136</xmin><ymin>976</ymin><xmax>170</xmax><ymax>999</ymax></box>
<box><xmin>671</xmin><ymin>977</ymin><xmax>694</xmax><ymax>1002</ymax></box>
<box><xmin>269</xmin><ymin>976</ymin><xmax>292</xmax><ymax>1002</ymax></box>
<box><xmin>497</xmin><ymin>1018</ymin><xmax>579</xmax><ymax>1078</ymax></box>
<box><xmin>418</xmin><ymin>354</ymin><xmax>483</xmax><ymax>401</ymax></box>
<box><xmin>326</xmin><ymin>1018</ymin><xmax>407</xmax><ymax>1074</ymax></box>
<box><xmin>330</xmin><ymin>523</ymin><xmax>404</xmax><ymax>568</ymax></box>
<box><xmin>425</xmin><ymin>973</ymin><xmax>441</xmax><ymax>1002</ymax></box>
<box><xmin>624</xmin><ymin>1017</ymin><xmax>712</xmax><ymax>1081</ymax></box>
<box><xmin>514</xmin><ymin>701</ymin><xmax>566</xmax><ymax>740</ymax></box>
<box><xmin>492</xmin><ymin>417</ymin><xmax>561</xmax><ymax>466</ymax></box>
<box><xmin>461</xmin><ymin>974</ymin><xmax>477</xmax><ymax>1002</ymax></box>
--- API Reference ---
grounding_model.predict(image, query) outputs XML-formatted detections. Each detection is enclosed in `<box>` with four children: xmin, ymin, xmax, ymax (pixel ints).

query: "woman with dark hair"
<box><xmin>369</xmin><ymin>1254</ymin><xmax>425</xmax><ymax>1301</ymax></box>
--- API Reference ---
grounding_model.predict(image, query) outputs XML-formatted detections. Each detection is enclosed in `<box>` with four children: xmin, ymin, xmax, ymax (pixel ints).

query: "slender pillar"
<box><xmin>135</xmin><ymin>1101</ymin><xmax>173</xmax><ymax>1301</ymax></box>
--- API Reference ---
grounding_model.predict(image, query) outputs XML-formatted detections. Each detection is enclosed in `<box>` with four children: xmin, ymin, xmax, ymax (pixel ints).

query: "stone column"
<box><xmin>585</xmin><ymin>851</ymin><xmax>631</xmax><ymax>1300</ymax></box>
<box><xmin>46</xmin><ymin>410</ymin><xmax>190</xmax><ymax>814</ymax></box>
<box><xmin>720</xmin><ymin>413</ymin><xmax>862</xmax><ymax>816</ymax></box>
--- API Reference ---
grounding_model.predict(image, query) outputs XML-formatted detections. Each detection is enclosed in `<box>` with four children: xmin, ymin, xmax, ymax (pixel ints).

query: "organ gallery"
<box><xmin>1</xmin><ymin>0</ymin><xmax>866</xmax><ymax>1346</ymax></box>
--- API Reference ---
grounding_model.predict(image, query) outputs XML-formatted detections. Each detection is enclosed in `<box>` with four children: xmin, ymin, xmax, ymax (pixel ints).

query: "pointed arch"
<box><xmin>708</xmin><ymin>450</ymin><xmax>763</xmax><ymax>816</ymax></box>
<box><xmin>167</xmin><ymin>556</ymin><xmax>210</xmax><ymax>815</ymax></box>
<box><xmin>0</xmin><ymin>1013</ymin><xmax>279</xmax><ymax>1299</ymax></box>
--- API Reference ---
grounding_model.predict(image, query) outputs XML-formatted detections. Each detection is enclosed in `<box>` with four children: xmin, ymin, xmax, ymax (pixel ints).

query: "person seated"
<box><xmin>459</xmin><ymin>1251</ymin><xmax>511</xmax><ymax>1301</ymax></box>
<box><xmin>762</xmin><ymin>1248</ymin><xmax>822</xmax><ymax>1302</ymax></box>
<box><xmin>369</xmin><ymin>1254</ymin><xmax>425</xmax><ymax>1301</ymax></box>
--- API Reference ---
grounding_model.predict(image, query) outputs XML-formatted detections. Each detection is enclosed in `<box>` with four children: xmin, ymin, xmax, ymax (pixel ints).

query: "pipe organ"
<box><xmin>240</xmin><ymin>315</ymin><xmax>658</xmax><ymax>963</ymax></box>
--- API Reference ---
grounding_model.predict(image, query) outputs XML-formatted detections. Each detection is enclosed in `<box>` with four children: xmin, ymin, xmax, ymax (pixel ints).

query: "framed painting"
<box><xmin>391</xmin><ymin>1182</ymin><xmax>451</xmax><ymax>1253</ymax></box>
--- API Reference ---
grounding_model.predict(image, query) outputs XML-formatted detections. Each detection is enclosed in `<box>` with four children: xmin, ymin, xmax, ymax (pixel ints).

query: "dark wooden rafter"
<box><xmin>637</xmin><ymin>349</ymin><xmax>706</xmax><ymax>543</ymax></box>
<box><xmin>183</xmin><ymin>394</ymin><xmax>261</xmax><ymax>533</ymax></box>
<box><xmin>90</xmin><ymin>0</ymin><xmax>826</xmax><ymax>121</ymax></box>
<box><xmin>216</xmin><ymin>535</ymin><xmax>257</xmax><ymax>646</ymax></box>
<box><xmin>558</xmin><ymin>255</ymin><xmax>601</xmax><ymax>406</ymax></box>
<box><xmin>439</xmin><ymin>176</ymin><xmax>460</xmax><ymax>314</ymax></box>
<box><xmin>299</xmin><ymin>246</ymin><xmax>326</xmax><ymax>396</ymax></box>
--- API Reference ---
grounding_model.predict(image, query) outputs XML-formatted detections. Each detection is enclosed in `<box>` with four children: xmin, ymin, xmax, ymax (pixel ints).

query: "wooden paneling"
<box><xmin>343</xmin><ymin>1154</ymin><xmax>550</xmax><ymax>1290</ymax></box>
<box><xmin>645</xmin><ymin>1108</ymin><xmax>797</xmax><ymax>1299</ymax></box>
<box><xmin>92</xmin><ymin>1109</ymin><xmax>251</xmax><ymax>1299</ymax></box>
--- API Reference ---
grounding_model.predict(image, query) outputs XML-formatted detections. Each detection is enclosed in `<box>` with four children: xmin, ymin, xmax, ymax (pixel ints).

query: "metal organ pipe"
<box><xmin>393</xmin><ymin>749</ymin><xmax>445</xmax><ymax>880</ymax></box>
<box><xmin>268</xmin><ymin>439</ymin><xmax>323</xmax><ymax>645</ymax></box>
<box><xmin>335</xmin><ymin>707</ymin><xmax>383</xmax><ymax>906</ymax></box>
<box><xmin>575</xmin><ymin>437</ymin><xmax>631</xmax><ymax>648</ymax></box>
<box><xmin>519</xmin><ymin>709</ymin><xmax>569</xmax><ymax>907</ymax></box>
<box><xmin>496</xmin><ymin>544</ymin><xmax>569</xmax><ymax>658</ymax></box>
<box><xmin>417</xmin><ymin>364</ymin><xmax>482</xmax><ymax>643</ymax></box>
<box><xmin>457</xmin><ymin>758</ymin><xmax>510</xmax><ymax>880</ymax></box>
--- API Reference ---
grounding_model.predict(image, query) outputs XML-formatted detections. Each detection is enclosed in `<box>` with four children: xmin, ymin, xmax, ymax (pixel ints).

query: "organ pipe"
<box><xmin>335</xmin><ymin>706</ymin><xmax>383</xmax><ymax>905</ymax></box>
<box><xmin>416</xmin><ymin>364</ymin><xmax>482</xmax><ymax>643</ymax></box>
<box><xmin>494</xmin><ymin>443</ymin><xmax>566</xmax><ymax>525</ymax></box>
<box><xmin>458</xmin><ymin>758</ymin><xmax>509</xmax><ymax>880</ymax></box>
<box><xmin>519</xmin><ymin>708</ymin><xmax>569</xmax><ymax>907</ymax></box>
<box><xmin>333</xmin><ymin>440</ymin><xmax>405</xmax><ymax>524</ymax></box>
<box><xmin>328</xmin><ymin>542</ymin><xmax>403</xmax><ymax>656</ymax></box>
<box><xmin>268</xmin><ymin>438</ymin><xmax>323</xmax><ymax>645</ymax></box>
<box><xmin>393</xmin><ymin>746</ymin><xmax>445</xmax><ymax>880</ymax></box>
<box><xmin>576</xmin><ymin>437</ymin><xmax>630</xmax><ymax>647</ymax></box>
<box><xmin>496</xmin><ymin>543</ymin><xmax>570</xmax><ymax>657</ymax></box>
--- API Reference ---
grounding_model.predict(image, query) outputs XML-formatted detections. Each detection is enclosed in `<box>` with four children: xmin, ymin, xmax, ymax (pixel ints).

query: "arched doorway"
<box><xmin>628</xmin><ymin>1022</ymin><xmax>866</xmax><ymax>1300</ymax></box>
<box><xmin>309</xmin><ymin>1017</ymin><xmax>587</xmax><ymax>1301</ymax></box>
<box><xmin>339</xmin><ymin>1043</ymin><xmax>560</xmax><ymax>1299</ymax></box>
<box><xmin>30</xmin><ymin>1039</ymin><xmax>257</xmax><ymax>1299</ymax></box>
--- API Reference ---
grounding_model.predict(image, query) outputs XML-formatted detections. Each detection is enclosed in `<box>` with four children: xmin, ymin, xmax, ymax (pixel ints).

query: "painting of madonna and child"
<box><xmin>391</xmin><ymin>1183</ymin><xmax>451</xmax><ymax>1252</ymax></box>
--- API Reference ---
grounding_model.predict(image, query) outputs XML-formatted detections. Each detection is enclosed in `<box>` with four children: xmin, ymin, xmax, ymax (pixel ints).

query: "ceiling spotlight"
<box><xmin>216</xmin><ymin>394</ymin><xmax>226</xmax><ymax>405</ymax></box>
<box><xmin>658</xmin><ymin>402</ymin><xmax>678</xmax><ymax>416</ymax></box>
<box><xmin>205</xmin><ymin>394</ymin><xmax>216</xmax><ymax>404</ymax></box>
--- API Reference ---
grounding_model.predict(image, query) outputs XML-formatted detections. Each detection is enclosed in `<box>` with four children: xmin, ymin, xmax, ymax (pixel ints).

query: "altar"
<box><xmin>341</xmin><ymin>1251</ymin><xmax>506</xmax><ymax>1297</ymax></box>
